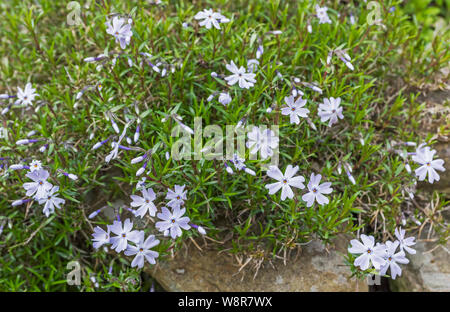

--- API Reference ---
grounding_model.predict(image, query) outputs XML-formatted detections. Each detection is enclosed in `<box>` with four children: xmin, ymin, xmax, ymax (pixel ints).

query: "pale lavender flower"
<box><xmin>109</xmin><ymin>218</ymin><xmax>140</xmax><ymax>253</ymax></box>
<box><xmin>23</xmin><ymin>169</ymin><xmax>53</xmax><ymax>199</ymax></box>
<box><xmin>92</xmin><ymin>225</ymin><xmax>111</xmax><ymax>249</ymax></box>
<box><xmin>315</xmin><ymin>5</ymin><xmax>332</xmax><ymax>24</ymax></box>
<box><xmin>379</xmin><ymin>240</ymin><xmax>409</xmax><ymax>279</ymax></box>
<box><xmin>224</xmin><ymin>61</ymin><xmax>257</xmax><ymax>89</ymax></box>
<box><xmin>29</xmin><ymin>160</ymin><xmax>42</xmax><ymax>172</ymax></box>
<box><xmin>194</xmin><ymin>9</ymin><xmax>228</xmax><ymax>30</ymax></box>
<box><xmin>218</xmin><ymin>92</ymin><xmax>232</xmax><ymax>106</ymax></box>
<box><xmin>281</xmin><ymin>95</ymin><xmax>309</xmax><ymax>124</ymax></box>
<box><xmin>246</xmin><ymin>126</ymin><xmax>279</xmax><ymax>160</ymax></box>
<box><xmin>394</xmin><ymin>227</ymin><xmax>416</xmax><ymax>255</ymax></box>
<box><xmin>318</xmin><ymin>97</ymin><xmax>344</xmax><ymax>127</ymax></box>
<box><xmin>348</xmin><ymin>234</ymin><xmax>386</xmax><ymax>270</ymax></box>
<box><xmin>265</xmin><ymin>165</ymin><xmax>305</xmax><ymax>200</ymax></box>
<box><xmin>16</xmin><ymin>83</ymin><xmax>38</xmax><ymax>106</ymax></box>
<box><xmin>124</xmin><ymin>232</ymin><xmax>160</xmax><ymax>268</ymax></box>
<box><xmin>412</xmin><ymin>146</ymin><xmax>445</xmax><ymax>183</ymax></box>
<box><xmin>105</xmin><ymin>16</ymin><xmax>132</xmax><ymax>49</ymax></box>
<box><xmin>166</xmin><ymin>184</ymin><xmax>187</xmax><ymax>209</ymax></box>
<box><xmin>38</xmin><ymin>186</ymin><xmax>65</xmax><ymax>217</ymax></box>
<box><xmin>302</xmin><ymin>173</ymin><xmax>333</xmax><ymax>207</ymax></box>
<box><xmin>130</xmin><ymin>187</ymin><xmax>157</xmax><ymax>218</ymax></box>
<box><xmin>155</xmin><ymin>206</ymin><xmax>191</xmax><ymax>239</ymax></box>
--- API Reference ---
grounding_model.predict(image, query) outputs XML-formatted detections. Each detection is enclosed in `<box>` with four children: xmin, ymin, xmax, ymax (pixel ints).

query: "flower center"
<box><xmin>388</xmin><ymin>257</ymin><xmax>392</xmax><ymax>261</ymax></box>
<box><xmin>367</xmin><ymin>249</ymin><xmax>372</xmax><ymax>254</ymax></box>
<box><xmin>426</xmin><ymin>162</ymin><xmax>431</xmax><ymax>166</ymax></box>
<box><xmin>145</xmin><ymin>199</ymin><xmax>149</xmax><ymax>203</ymax></box>
<box><xmin>332</xmin><ymin>109</ymin><xmax>336</xmax><ymax>113</ymax></box>
<box><xmin>139</xmin><ymin>248</ymin><xmax>144</xmax><ymax>252</ymax></box>
<box><xmin>312</xmin><ymin>188</ymin><xmax>317</xmax><ymax>193</ymax></box>
<box><xmin>291</xmin><ymin>107</ymin><xmax>295</xmax><ymax>111</ymax></box>
<box><xmin>176</xmin><ymin>196</ymin><xmax>180</xmax><ymax>200</ymax></box>
<box><xmin>39</xmin><ymin>181</ymin><xmax>43</xmax><ymax>185</ymax></box>
<box><xmin>282</xmin><ymin>179</ymin><xmax>287</xmax><ymax>184</ymax></box>
<box><xmin>47</xmin><ymin>196</ymin><xmax>51</xmax><ymax>200</ymax></box>
<box><xmin>122</xmin><ymin>234</ymin><xmax>126</xmax><ymax>238</ymax></box>
<box><xmin>171</xmin><ymin>219</ymin><xmax>176</xmax><ymax>223</ymax></box>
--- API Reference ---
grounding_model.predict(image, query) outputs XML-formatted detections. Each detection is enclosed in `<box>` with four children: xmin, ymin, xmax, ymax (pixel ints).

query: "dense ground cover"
<box><xmin>0</xmin><ymin>0</ymin><xmax>448</xmax><ymax>291</ymax></box>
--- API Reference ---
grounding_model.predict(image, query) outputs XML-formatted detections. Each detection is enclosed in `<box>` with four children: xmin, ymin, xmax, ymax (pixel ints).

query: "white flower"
<box><xmin>91</xmin><ymin>226</ymin><xmax>110</xmax><ymax>249</ymax></box>
<box><xmin>109</xmin><ymin>218</ymin><xmax>140</xmax><ymax>253</ymax></box>
<box><xmin>218</xmin><ymin>92</ymin><xmax>232</xmax><ymax>106</ymax></box>
<box><xmin>23</xmin><ymin>169</ymin><xmax>53</xmax><ymax>199</ymax></box>
<box><xmin>155</xmin><ymin>206</ymin><xmax>191</xmax><ymax>239</ymax></box>
<box><xmin>29</xmin><ymin>160</ymin><xmax>42</xmax><ymax>172</ymax></box>
<box><xmin>130</xmin><ymin>187</ymin><xmax>157</xmax><ymax>218</ymax></box>
<box><xmin>302</xmin><ymin>173</ymin><xmax>333</xmax><ymax>207</ymax></box>
<box><xmin>281</xmin><ymin>95</ymin><xmax>309</xmax><ymax>124</ymax></box>
<box><xmin>16</xmin><ymin>83</ymin><xmax>38</xmax><ymax>106</ymax></box>
<box><xmin>166</xmin><ymin>184</ymin><xmax>187</xmax><ymax>209</ymax></box>
<box><xmin>412</xmin><ymin>146</ymin><xmax>445</xmax><ymax>183</ymax></box>
<box><xmin>194</xmin><ymin>9</ymin><xmax>228</xmax><ymax>30</ymax></box>
<box><xmin>315</xmin><ymin>5</ymin><xmax>332</xmax><ymax>24</ymax></box>
<box><xmin>37</xmin><ymin>186</ymin><xmax>65</xmax><ymax>217</ymax></box>
<box><xmin>394</xmin><ymin>227</ymin><xmax>416</xmax><ymax>255</ymax></box>
<box><xmin>265</xmin><ymin>165</ymin><xmax>305</xmax><ymax>200</ymax></box>
<box><xmin>224</xmin><ymin>61</ymin><xmax>257</xmax><ymax>89</ymax></box>
<box><xmin>379</xmin><ymin>240</ymin><xmax>409</xmax><ymax>279</ymax></box>
<box><xmin>318</xmin><ymin>97</ymin><xmax>344</xmax><ymax>127</ymax></box>
<box><xmin>348</xmin><ymin>234</ymin><xmax>386</xmax><ymax>270</ymax></box>
<box><xmin>246</xmin><ymin>126</ymin><xmax>279</xmax><ymax>160</ymax></box>
<box><xmin>105</xmin><ymin>16</ymin><xmax>133</xmax><ymax>49</ymax></box>
<box><xmin>124</xmin><ymin>232</ymin><xmax>160</xmax><ymax>268</ymax></box>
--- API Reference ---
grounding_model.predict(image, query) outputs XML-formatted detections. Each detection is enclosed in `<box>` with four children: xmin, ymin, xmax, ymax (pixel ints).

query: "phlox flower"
<box><xmin>16</xmin><ymin>83</ymin><xmax>38</xmax><ymax>106</ymax></box>
<box><xmin>130</xmin><ymin>187</ymin><xmax>157</xmax><ymax>218</ymax></box>
<box><xmin>224</xmin><ymin>61</ymin><xmax>256</xmax><ymax>89</ymax></box>
<box><xmin>394</xmin><ymin>227</ymin><xmax>416</xmax><ymax>255</ymax></box>
<box><xmin>302</xmin><ymin>173</ymin><xmax>333</xmax><ymax>207</ymax></box>
<box><xmin>124</xmin><ymin>232</ymin><xmax>160</xmax><ymax>268</ymax></box>
<box><xmin>281</xmin><ymin>95</ymin><xmax>309</xmax><ymax>124</ymax></box>
<box><xmin>412</xmin><ymin>146</ymin><xmax>445</xmax><ymax>184</ymax></box>
<box><xmin>315</xmin><ymin>5</ymin><xmax>332</xmax><ymax>24</ymax></box>
<box><xmin>318</xmin><ymin>97</ymin><xmax>344</xmax><ymax>127</ymax></box>
<box><xmin>23</xmin><ymin>169</ymin><xmax>53</xmax><ymax>199</ymax></box>
<box><xmin>37</xmin><ymin>186</ymin><xmax>65</xmax><ymax>217</ymax></box>
<box><xmin>155</xmin><ymin>206</ymin><xmax>191</xmax><ymax>239</ymax></box>
<box><xmin>105</xmin><ymin>16</ymin><xmax>133</xmax><ymax>49</ymax></box>
<box><xmin>92</xmin><ymin>226</ymin><xmax>110</xmax><ymax>249</ymax></box>
<box><xmin>379</xmin><ymin>240</ymin><xmax>409</xmax><ymax>279</ymax></box>
<box><xmin>194</xmin><ymin>9</ymin><xmax>228</xmax><ymax>30</ymax></box>
<box><xmin>265</xmin><ymin>165</ymin><xmax>305</xmax><ymax>200</ymax></box>
<box><xmin>166</xmin><ymin>184</ymin><xmax>187</xmax><ymax>209</ymax></box>
<box><xmin>29</xmin><ymin>160</ymin><xmax>42</xmax><ymax>172</ymax></box>
<box><xmin>348</xmin><ymin>234</ymin><xmax>386</xmax><ymax>270</ymax></box>
<box><xmin>109</xmin><ymin>218</ymin><xmax>140</xmax><ymax>253</ymax></box>
<box><xmin>246</xmin><ymin>126</ymin><xmax>279</xmax><ymax>160</ymax></box>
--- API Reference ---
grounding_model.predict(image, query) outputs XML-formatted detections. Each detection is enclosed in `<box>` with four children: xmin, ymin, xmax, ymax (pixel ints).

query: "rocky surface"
<box><xmin>390</xmin><ymin>240</ymin><xmax>450</xmax><ymax>292</ymax></box>
<box><xmin>147</xmin><ymin>236</ymin><xmax>368</xmax><ymax>292</ymax></box>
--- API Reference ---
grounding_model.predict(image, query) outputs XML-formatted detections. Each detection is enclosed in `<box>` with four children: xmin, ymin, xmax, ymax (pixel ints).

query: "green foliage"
<box><xmin>0</xmin><ymin>0</ymin><xmax>448</xmax><ymax>291</ymax></box>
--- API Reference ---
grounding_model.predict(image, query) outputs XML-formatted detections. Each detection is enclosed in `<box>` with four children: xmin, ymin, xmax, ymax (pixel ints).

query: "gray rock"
<box><xmin>147</xmin><ymin>236</ymin><xmax>368</xmax><ymax>292</ymax></box>
<box><xmin>390</xmin><ymin>240</ymin><xmax>450</xmax><ymax>292</ymax></box>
